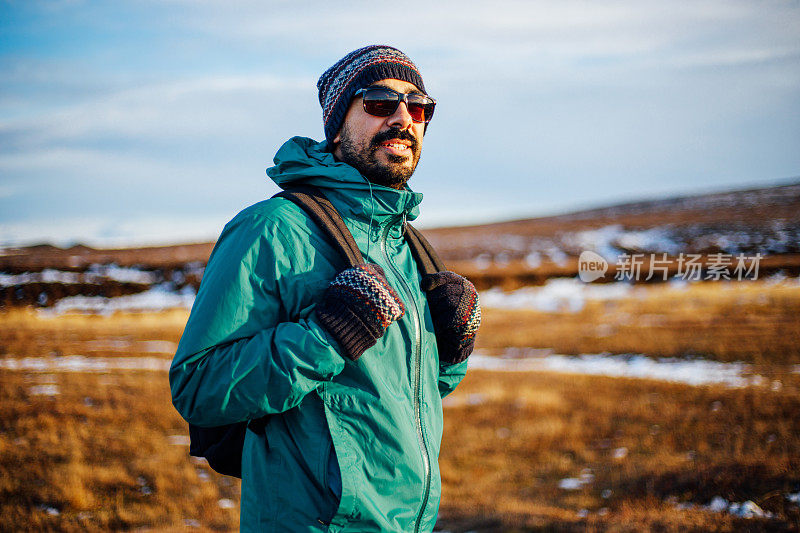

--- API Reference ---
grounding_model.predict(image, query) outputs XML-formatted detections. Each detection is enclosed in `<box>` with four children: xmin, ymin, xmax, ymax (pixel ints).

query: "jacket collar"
<box><xmin>267</xmin><ymin>136</ymin><xmax>423</xmax><ymax>231</ymax></box>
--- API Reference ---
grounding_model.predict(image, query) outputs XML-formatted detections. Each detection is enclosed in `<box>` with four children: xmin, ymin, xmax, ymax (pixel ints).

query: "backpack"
<box><xmin>188</xmin><ymin>185</ymin><xmax>446</xmax><ymax>477</ymax></box>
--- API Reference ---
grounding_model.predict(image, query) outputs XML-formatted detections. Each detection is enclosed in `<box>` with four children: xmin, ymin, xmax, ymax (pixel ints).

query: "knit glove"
<box><xmin>316</xmin><ymin>264</ymin><xmax>405</xmax><ymax>361</ymax></box>
<box><xmin>420</xmin><ymin>271</ymin><xmax>481</xmax><ymax>365</ymax></box>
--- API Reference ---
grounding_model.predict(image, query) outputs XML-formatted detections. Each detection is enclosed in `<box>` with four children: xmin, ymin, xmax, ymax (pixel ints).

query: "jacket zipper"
<box><xmin>380</xmin><ymin>215</ymin><xmax>431</xmax><ymax>533</ymax></box>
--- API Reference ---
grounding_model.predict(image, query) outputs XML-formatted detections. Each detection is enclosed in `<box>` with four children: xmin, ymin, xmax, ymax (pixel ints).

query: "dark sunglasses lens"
<box><xmin>362</xmin><ymin>89</ymin><xmax>399</xmax><ymax>117</ymax></box>
<box><xmin>404</xmin><ymin>94</ymin><xmax>434</xmax><ymax>123</ymax></box>
<box><xmin>363</xmin><ymin>98</ymin><xmax>398</xmax><ymax>117</ymax></box>
<box><xmin>406</xmin><ymin>98</ymin><xmax>435</xmax><ymax>122</ymax></box>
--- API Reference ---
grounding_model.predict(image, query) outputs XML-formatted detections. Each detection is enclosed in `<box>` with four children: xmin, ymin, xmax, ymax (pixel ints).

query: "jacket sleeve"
<box><xmin>437</xmin><ymin>359</ymin><xmax>468</xmax><ymax>398</ymax></box>
<box><xmin>169</xmin><ymin>211</ymin><xmax>346</xmax><ymax>427</ymax></box>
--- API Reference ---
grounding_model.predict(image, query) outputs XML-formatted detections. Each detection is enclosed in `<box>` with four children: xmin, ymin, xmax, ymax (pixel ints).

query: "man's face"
<box><xmin>332</xmin><ymin>78</ymin><xmax>426</xmax><ymax>189</ymax></box>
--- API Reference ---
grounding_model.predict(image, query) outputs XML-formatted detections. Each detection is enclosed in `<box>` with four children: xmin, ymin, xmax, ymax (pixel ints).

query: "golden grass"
<box><xmin>0</xmin><ymin>370</ymin><xmax>239</xmax><ymax>531</ymax></box>
<box><xmin>437</xmin><ymin>370</ymin><xmax>800</xmax><ymax>531</ymax></box>
<box><xmin>1</xmin><ymin>284</ymin><xmax>799</xmax><ymax>531</ymax></box>
<box><xmin>0</xmin><ymin>309</ymin><xmax>189</xmax><ymax>359</ymax></box>
<box><xmin>477</xmin><ymin>280</ymin><xmax>800</xmax><ymax>365</ymax></box>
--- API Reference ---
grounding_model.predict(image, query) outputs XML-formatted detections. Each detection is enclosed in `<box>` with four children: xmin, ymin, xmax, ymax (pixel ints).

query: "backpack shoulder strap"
<box><xmin>404</xmin><ymin>222</ymin><xmax>446</xmax><ymax>276</ymax></box>
<box><xmin>273</xmin><ymin>185</ymin><xmax>364</xmax><ymax>269</ymax></box>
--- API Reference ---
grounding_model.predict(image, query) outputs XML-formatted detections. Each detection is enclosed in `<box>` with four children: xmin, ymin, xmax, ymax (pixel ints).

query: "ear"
<box><xmin>331</xmin><ymin>129</ymin><xmax>344</xmax><ymax>160</ymax></box>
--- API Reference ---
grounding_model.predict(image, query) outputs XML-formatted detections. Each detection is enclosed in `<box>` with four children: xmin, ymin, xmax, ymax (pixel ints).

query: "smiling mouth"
<box><xmin>380</xmin><ymin>139</ymin><xmax>412</xmax><ymax>156</ymax></box>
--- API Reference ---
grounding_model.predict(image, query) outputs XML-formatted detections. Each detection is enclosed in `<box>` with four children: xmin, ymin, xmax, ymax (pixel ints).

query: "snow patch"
<box><xmin>677</xmin><ymin>496</ymin><xmax>775</xmax><ymax>519</ymax></box>
<box><xmin>0</xmin><ymin>266</ymin><xmax>157</xmax><ymax>287</ymax></box>
<box><xmin>0</xmin><ymin>269</ymin><xmax>81</xmax><ymax>287</ymax></box>
<box><xmin>468</xmin><ymin>350</ymin><xmax>755</xmax><ymax>387</ymax></box>
<box><xmin>36</xmin><ymin>504</ymin><xmax>60</xmax><ymax>516</ymax></box>
<box><xmin>140</xmin><ymin>340</ymin><xmax>178</xmax><ymax>353</ymax></box>
<box><xmin>86</xmin><ymin>339</ymin><xmax>132</xmax><ymax>351</ymax></box>
<box><xmin>0</xmin><ymin>356</ymin><xmax>171</xmax><ymax>372</ymax></box>
<box><xmin>168</xmin><ymin>435</ymin><xmax>191</xmax><ymax>446</ymax></box>
<box><xmin>218</xmin><ymin>498</ymin><xmax>236</xmax><ymax>509</ymax></box>
<box><xmin>45</xmin><ymin>284</ymin><xmax>195</xmax><ymax>315</ymax></box>
<box><xmin>558</xmin><ymin>478</ymin><xmax>584</xmax><ymax>490</ymax></box>
<box><xmin>559</xmin><ymin>469</ymin><xmax>595</xmax><ymax>490</ymax></box>
<box><xmin>480</xmin><ymin>278</ymin><xmax>634</xmax><ymax>313</ymax></box>
<box><xmin>613</xmin><ymin>447</ymin><xmax>628</xmax><ymax>460</ymax></box>
<box><xmin>28</xmin><ymin>384</ymin><xmax>60</xmax><ymax>396</ymax></box>
<box><xmin>87</xmin><ymin>264</ymin><xmax>157</xmax><ymax>284</ymax></box>
<box><xmin>560</xmin><ymin>224</ymin><xmax>683</xmax><ymax>260</ymax></box>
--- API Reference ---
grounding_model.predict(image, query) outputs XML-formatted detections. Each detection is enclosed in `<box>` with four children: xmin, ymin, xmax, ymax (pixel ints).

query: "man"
<box><xmin>170</xmin><ymin>45</ymin><xmax>480</xmax><ymax>532</ymax></box>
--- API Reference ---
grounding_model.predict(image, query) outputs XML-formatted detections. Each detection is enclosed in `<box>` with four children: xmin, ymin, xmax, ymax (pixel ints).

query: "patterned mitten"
<box><xmin>420</xmin><ymin>271</ymin><xmax>481</xmax><ymax>365</ymax></box>
<box><xmin>316</xmin><ymin>264</ymin><xmax>405</xmax><ymax>361</ymax></box>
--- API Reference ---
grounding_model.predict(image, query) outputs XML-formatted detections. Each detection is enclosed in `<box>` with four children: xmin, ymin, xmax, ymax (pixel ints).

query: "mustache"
<box><xmin>370</xmin><ymin>128</ymin><xmax>418</xmax><ymax>151</ymax></box>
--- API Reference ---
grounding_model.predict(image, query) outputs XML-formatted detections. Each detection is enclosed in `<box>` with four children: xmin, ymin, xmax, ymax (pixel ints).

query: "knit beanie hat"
<box><xmin>317</xmin><ymin>45</ymin><xmax>426</xmax><ymax>145</ymax></box>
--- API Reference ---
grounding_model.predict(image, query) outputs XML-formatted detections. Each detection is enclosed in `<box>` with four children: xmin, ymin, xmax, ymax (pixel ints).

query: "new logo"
<box><xmin>578</xmin><ymin>251</ymin><xmax>608</xmax><ymax>282</ymax></box>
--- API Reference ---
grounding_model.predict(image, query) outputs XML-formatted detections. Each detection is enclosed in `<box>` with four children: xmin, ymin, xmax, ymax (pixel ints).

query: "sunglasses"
<box><xmin>354</xmin><ymin>86</ymin><xmax>436</xmax><ymax>123</ymax></box>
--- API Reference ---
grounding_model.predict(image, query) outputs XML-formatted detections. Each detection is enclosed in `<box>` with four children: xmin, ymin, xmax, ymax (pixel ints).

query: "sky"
<box><xmin>1</xmin><ymin>0</ymin><xmax>799</xmax><ymax>247</ymax></box>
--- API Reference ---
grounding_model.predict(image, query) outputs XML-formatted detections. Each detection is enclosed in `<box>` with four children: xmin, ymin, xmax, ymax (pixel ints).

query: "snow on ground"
<box><xmin>83</xmin><ymin>339</ymin><xmax>178</xmax><ymax>353</ymax></box>
<box><xmin>139</xmin><ymin>340</ymin><xmax>178</xmax><ymax>353</ymax></box>
<box><xmin>0</xmin><ymin>269</ymin><xmax>82</xmax><ymax>287</ymax></box>
<box><xmin>86</xmin><ymin>264</ymin><xmax>158</xmax><ymax>284</ymax></box>
<box><xmin>562</xmin><ymin>224</ymin><xmax>683</xmax><ymax>260</ymax></box>
<box><xmin>0</xmin><ymin>356</ymin><xmax>171</xmax><ymax>372</ymax></box>
<box><xmin>0</xmin><ymin>265</ymin><xmax>157</xmax><ymax>287</ymax></box>
<box><xmin>44</xmin><ymin>284</ymin><xmax>195</xmax><ymax>315</ymax></box>
<box><xmin>468</xmin><ymin>350</ymin><xmax>756</xmax><ymax>387</ymax></box>
<box><xmin>480</xmin><ymin>276</ymin><xmax>800</xmax><ymax>314</ymax></box>
<box><xmin>218</xmin><ymin>498</ymin><xmax>236</xmax><ymax>509</ymax></box>
<box><xmin>167</xmin><ymin>435</ymin><xmax>191</xmax><ymax>446</ymax></box>
<box><xmin>28</xmin><ymin>384</ymin><xmax>61</xmax><ymax>396</ymax></box>
<box><xmin>2</xmin><ymin>351</ymin><xmax>756</xmax><ymax>388</ymax></box>
<box><xmin>480</xmin><ymin>278</ymin><xmax>635</xmax><ymax>313</ymax></box>
<box><xmin>676</xmin><ymin>496</ymin><xmax>774</xmax><ymax>519</ymax></box>
<box><xmin>558</xmin><ymin>469</ymin><xmax>596</xmax><ymax>490</ymax></box>
<box><xmin>0</xmin><ymin>344</ymin><xmax>777</xmax><ymax>392</ymax></box>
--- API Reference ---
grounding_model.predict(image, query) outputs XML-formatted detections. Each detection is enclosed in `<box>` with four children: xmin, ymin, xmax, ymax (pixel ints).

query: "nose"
<box><xmin>386</xmin><ymin>101</ymin><xmax>413</xmax><ymax>130</ymax></box>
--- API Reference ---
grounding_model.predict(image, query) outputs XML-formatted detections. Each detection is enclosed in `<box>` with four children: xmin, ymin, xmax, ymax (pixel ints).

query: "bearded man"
<box><xmin>170</xmin><ymin>45</ymin><xmax>481</xmax><ymax>532</ymax></box>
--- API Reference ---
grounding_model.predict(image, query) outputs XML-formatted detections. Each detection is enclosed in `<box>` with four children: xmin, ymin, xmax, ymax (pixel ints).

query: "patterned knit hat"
<box><xmin>317</xmin><ymin>45</ymin><xmax>426</xmax><ymax>145</ymax></box>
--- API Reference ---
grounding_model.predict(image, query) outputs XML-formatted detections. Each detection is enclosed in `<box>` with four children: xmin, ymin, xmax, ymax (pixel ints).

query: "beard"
<box><xmin>337</xmin><ymin>126</ymin><xmax>421</xmax><ymax>189</ymax></box>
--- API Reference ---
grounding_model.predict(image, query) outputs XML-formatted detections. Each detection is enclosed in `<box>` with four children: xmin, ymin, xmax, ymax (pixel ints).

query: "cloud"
<box><xmin>0</xmin><ymin>74</ymin><xmax>316</xmax><ymax>150</ymax></box>
<box><xmin>161</xmin><ymin>0</ymin><xmax>800</xmax><ymax>74</ymax></box>
<box><xmin>1</xmin><ymin>0</ymin><xmax>798</xmax><ymax>246</ymax></box>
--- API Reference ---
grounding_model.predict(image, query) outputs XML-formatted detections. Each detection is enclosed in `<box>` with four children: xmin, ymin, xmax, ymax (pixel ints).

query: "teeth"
<box><xmin>385</xmin><ymin>143</ymin><xmax>408</xmax><ymax>150</ymax></box>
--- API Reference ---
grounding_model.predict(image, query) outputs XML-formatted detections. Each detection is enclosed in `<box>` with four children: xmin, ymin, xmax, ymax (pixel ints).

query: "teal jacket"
<box><xmin>170</xmin><ymin>136</ymin><xmax>468</xmax><ymax>532</ymax></box>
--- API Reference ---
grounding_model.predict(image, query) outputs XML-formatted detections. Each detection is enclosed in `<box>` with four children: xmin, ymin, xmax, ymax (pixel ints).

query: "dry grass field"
<box><xmin>477</xmin><ymin>279</ymin><xmax>800</xmax><ymax>365</ymax></box>
<box><xmin>0</xmin><ymin>370</ymin><xmax>239</xmax><ymax>531</ymax></box>
<box><xmin>1</xmin><ymin>280</ymin><xmax>799</xmax><ymax>531</ymax></box>
<box><xmin>438</xmin><ymin>369</ymin><xmax>800</xmax><ymax>532</ymax></box>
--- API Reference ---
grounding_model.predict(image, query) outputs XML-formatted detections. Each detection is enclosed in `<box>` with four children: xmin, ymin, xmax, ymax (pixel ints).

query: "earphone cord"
<box><xmin>363</xmin><ymin>176</ymin><xmax>376</xmax><ymax>261</ymax></box>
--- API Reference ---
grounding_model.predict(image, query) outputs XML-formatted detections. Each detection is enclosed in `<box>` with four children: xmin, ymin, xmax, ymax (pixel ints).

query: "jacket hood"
<box><xmin>266</xmin><ymin>136</ymin><xmax>423</xmax><ymax>226</ymax></box>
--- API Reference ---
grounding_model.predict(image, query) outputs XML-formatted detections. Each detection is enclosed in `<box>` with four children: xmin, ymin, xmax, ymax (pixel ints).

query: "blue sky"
<box><xmin>1</xmin><ymin>0</ymin><xmax>799</xmax><ymax>246</ymax></box>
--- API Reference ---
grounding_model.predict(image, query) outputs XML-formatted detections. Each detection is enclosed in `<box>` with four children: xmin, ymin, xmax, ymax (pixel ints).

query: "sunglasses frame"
<box><xmin>354</xmin><ymin>86</ymin><xmax>436</xmax><ymax>124</ymax></box>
